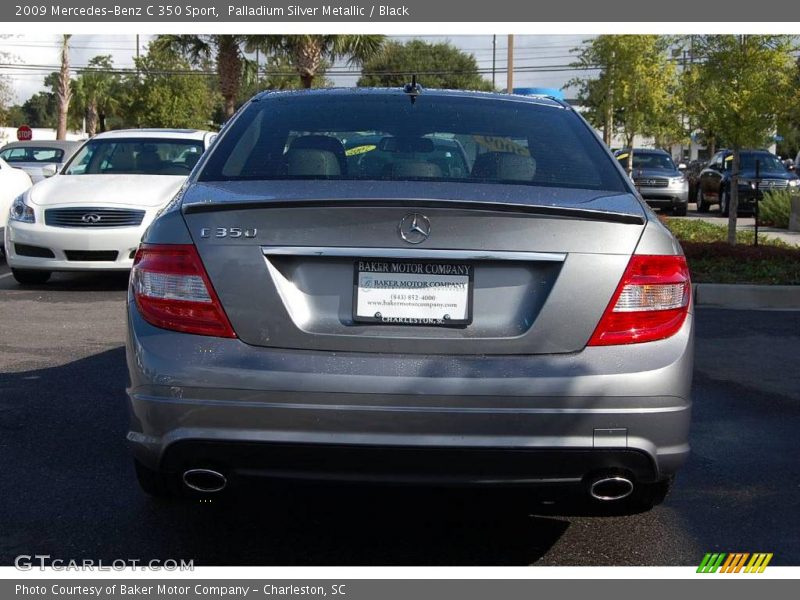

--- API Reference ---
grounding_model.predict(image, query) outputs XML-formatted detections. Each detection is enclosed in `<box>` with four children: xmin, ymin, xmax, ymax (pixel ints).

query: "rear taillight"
<box><xmin>588</xmin><ymin>255</ymin><xmax>691</xmax><ymax>346</ymax></box>
<box><xmin>131</xmin><ymin>244</ymin><xmax>236</xmax><ymax>338</ymax></box>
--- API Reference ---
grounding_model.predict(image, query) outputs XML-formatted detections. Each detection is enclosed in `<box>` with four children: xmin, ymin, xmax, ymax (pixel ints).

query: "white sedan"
<box><xmin>0</xmin><ymin>158</ymin><xmax>34</xmax><ymax>236</ymax></box>
<box><xmin>4</xmin><ymin>129</ymin><xmax>214</xmax><ymax>284</ymax></box>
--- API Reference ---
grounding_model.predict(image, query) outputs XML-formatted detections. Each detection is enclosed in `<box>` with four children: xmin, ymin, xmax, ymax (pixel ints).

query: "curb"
<box><xmin>694</xmin><ymin>283</ymin><xmax>800</xmax><ymax>310</ymax></box>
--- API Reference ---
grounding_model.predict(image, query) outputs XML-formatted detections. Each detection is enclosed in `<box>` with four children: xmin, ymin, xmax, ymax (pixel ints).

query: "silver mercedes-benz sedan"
<box><xmin>125</xmin><ymin>88</ymin><xmax>693</xmax><ymax>513</ymax></box>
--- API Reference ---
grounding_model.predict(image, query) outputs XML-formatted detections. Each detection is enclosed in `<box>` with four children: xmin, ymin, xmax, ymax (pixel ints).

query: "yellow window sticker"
<box><xmin>345</xmin><ymin>144</ymin><xmax>377</xmax><ymax>157</ymax></box>
<box><xmin>472</xmin><ymin>136</ymin><xmax>530</xmax><ymax>157</ymax></box>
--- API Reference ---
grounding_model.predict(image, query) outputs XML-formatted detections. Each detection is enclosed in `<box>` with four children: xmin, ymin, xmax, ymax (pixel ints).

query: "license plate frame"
<box><xmin>352</xmin><ymin>259</ymin><xmax>474</xmax><ymax>327</ymax></box>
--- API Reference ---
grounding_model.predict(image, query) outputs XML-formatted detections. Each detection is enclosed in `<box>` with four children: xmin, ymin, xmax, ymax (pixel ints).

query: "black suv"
<box><xmin>696</xmin><ymin>149</ymin><xmax>799</xmax><ymax>215</ymax></box>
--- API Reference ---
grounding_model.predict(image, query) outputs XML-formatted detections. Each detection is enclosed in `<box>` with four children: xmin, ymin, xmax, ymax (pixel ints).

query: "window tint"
<box><xmin>617</xmin><ymin>152</ymin><xmax>675</xmax><ymax>170</ymax></box>
<box><xmin>199</xmin><ymin>94</ymin><xmax>627</xmax><ymax>192</ymax></box>
<box><xmin>64</xmin><ymin>139</ymin><xmax>204</xmax><ymax>176</ymax></box>
<box><xmin>739</xmin><ymin>153</ymin><xmax>786</xmax><ymax>172</ymax></box>
<box><xmin>0</xmin><ymin>147</ymin><xmax>64</xmax><ymax>163</ymax></box>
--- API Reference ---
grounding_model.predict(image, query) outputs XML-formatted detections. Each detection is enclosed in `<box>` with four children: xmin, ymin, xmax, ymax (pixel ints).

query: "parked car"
<box><xmin>0</xmin><ymin>158</ymin><xmax>34</xmax><ymax>238</ymax></box>
<box><xmin>696</xmin><ymin>149</ymin><xmax>799</xmax><ymax>215</ymax></box>
<box><xmin>684</xmin><ymin>159</ymin><xmax>706</xmax><ymax>204</ymax></box>
<box><xmin>614</xmin><ymin>148</ymin><xmax>689</xmax><ymax>215</ymax></box>
<box><xmin>4</xmin><ymin>129</ymin><xmax>215</xmax><ymax>284</ymax></box>
<box><xmin>0</xmin><ymin>140</ymin><xmax>82</xmax><ymax>183</ymax></box>
<box><xmin>126</xmin><ymin>88</ymin><xmax>693</xmax><ymax>513</ymax></box>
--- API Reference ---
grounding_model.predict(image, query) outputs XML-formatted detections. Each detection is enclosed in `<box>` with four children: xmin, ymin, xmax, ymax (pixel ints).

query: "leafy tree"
<box><xmin>689</xmin><ymin>35</ymin><xmax>797</xmax><ymax>245</ymax></box>
<box><xmin>73</xmin><ymin>55</ymin><xmax>120</xmax><ymax>136</ymax></box>
<box><xmin>357</xmin><ymin>40</ymin><xmax>492</xmax><ymax>91</ymax></box>
<box><xmin>0</xmin><ymin>76</ymin><xmax>15</xmax><ymax>126</ymax></box>
<box><xmin>56</xmin><ymin>35</ymin><xmax>72</xmax><ymax>140</ymax></box>
<box><xmin>0</xmin><ymin>39</ymin><xmax>16</xmax><ymax>126</ymax></box>
<box><xmin>18</xmin><ymin>91</ymin><xmax>58</xmax><ymax>128</ymax></box>
<box><xmin>125</xmin><ymin>43</ymin><xmax>220</xmax><ymax>129</ymax></box>
<box><xmin>246</xmin><ymin>35</ymin><xmax>384</xmax><ymax>89</ymax></box>
<box><xmin>569</xmin><ymin>35</ymin><xmax>683</xmax><ymax>167</ymax></box>
<box><xmin>2</xmin><ymin>104</ymin><xmax>26</xmax><ymax>127</ymax></box>
<box><xmin>154</xmin><ymin>35</ymin><xmax>252</xmax><ymax>118</ymax></box>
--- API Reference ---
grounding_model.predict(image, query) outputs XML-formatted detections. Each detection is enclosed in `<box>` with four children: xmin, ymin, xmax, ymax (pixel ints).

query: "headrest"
<box><xmin>290</xmin><ymin>135</ymin><xmax>346</xmax><ymax>174</ymax></box>
<box><xmin>471</xmin><ymin>152</ymin><xmax>536</xmax><ymax>181</ymax></box>
<box><xmin>286</xmin><ymin>149</ymin><xmax>342</xmax><ymax>177</ymax></box>
<box><xmin>384</xmin><ymin>161</ymin><xmax>443</xmax><ymax>179</ymax></box>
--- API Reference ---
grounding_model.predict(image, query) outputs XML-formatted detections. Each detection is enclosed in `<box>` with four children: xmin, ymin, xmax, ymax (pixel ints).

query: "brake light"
<box><xmin>131</xmin><ymin>244</ymin><xmax>236</xmax><ymax>338</ymax></box>
<box><xmin>588</xmin><ymin>255</ymin><xmax>691</xmax><ymax>346</ymax></box>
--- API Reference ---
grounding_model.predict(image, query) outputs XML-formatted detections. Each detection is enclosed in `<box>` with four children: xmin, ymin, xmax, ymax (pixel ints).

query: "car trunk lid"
<box><xmin>182</xmin><ymin>181</ymin><xmax>646</xmax><ymax>355</ymax></box>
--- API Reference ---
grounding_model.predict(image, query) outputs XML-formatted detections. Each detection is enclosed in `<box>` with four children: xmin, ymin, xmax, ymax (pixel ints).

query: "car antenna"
<box><xmin>404</xmin><ymin>75</ymin><xmax>422</xmax><ymax>104</ymax></box>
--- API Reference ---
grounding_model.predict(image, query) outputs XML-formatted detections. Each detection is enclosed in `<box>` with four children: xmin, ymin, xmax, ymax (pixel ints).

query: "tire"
<box><xmin>696</xmin><ymin>188</ymin><xmax>709</xmax><ymax>213</ymax></box>
<box><xmin>12</xmin><ymin>269</ymin><xmax>51</xmax><ymax>285</ymax></box>
<box><xmin>134</xmin><ymin>459</ymin><xmax>175</xmax><ymax>499</ymax></box>
<box><xmin>673</xmin><ymin>203</ymin><xmax>688</xmax><ymax>217</ymax></box>
<box><xmin>720</xmin><ymin>188</ymin><xmax>729</xmax><ymax>217</ymax></box>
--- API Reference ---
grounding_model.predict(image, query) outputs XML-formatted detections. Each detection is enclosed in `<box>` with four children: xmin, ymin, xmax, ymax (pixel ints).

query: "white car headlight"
<box><xmin>9</xmin><ymin>195</ymin><xmax>35</xmax><ymax>224</ymax></box>
<box><xmin>789</xmin><ymin>179</ymin><xmax>799</xmax><ymax>188</ymax></box>
<box><xmin>670</xmin><ymin>176</ymin><xmax>687</xmax><ymax>186</ymax></box>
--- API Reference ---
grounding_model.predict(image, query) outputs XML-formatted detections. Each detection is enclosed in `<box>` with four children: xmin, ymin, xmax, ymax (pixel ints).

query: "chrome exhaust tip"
<box><xmin>589</xmin><ymin>476</ymin><xmax>634</xmax><ymax>501</ymax></box>
<box><xmin>182</xmin><ymin>468</ymin><xmax>227</xmax><ymax>493</ymax></box>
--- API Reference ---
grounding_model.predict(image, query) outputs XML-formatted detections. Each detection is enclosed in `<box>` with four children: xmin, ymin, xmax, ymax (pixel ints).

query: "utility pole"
<box><xmin>506</xmin><ymin>34</ymin><xmax>514</xmax><ymax>93</ymax></box>
<box><xmin>492</xmin><ymin>35</ymin><xmax>497</xmax><ymax>89</ymax></box>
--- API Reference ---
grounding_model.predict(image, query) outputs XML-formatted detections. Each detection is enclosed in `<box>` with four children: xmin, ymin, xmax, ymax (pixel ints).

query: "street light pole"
<box><xmin>492</xmin><ymin>35</ymin><xmax>497</xmax><ymax>89</ymax></box>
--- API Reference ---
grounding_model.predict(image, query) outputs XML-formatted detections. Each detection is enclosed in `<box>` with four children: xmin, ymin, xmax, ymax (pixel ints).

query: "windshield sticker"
<box><xmin>345</xmin><ymin>144</ymin><xmax>377</xmax><ymax>157</ymax></box>
<box><xmin>472</xmin><ymin>135</ymin><xmax>530</xmax><ymax>157</ymax></box>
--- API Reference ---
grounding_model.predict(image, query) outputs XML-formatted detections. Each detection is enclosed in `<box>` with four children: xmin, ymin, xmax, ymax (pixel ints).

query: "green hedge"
<box><xmin>759</xmin><ymin>189</ymin><xmax>795</xmax><ymax>229</ymax></box>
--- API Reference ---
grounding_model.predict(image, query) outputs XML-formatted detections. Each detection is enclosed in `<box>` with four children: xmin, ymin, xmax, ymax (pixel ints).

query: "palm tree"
<box><xmin>74</xmin><ymin>55</ymin><xmax>119</xmax><ymax>136</ymax></box>
<box><xmin>245</xmin><ymin>35</ymin><xmax>385</xmax><ymax>89</ymax></box>
<box><xmin>154</xmin><ymin>35</ymin><xmax>252</xmax><ymax>118</ymax></box>
<box><xmin>56</xmin><ymin>35</ymin><xmax>72</xmax><ymax>140</ymax></box>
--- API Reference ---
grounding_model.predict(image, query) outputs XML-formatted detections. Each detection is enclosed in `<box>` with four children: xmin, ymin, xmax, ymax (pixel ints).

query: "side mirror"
<box><xmin>678</xmin><ymin>163</ymin><xmax>687</xmax><ymax>171</ymax></box>
<box><xmin>41</xmin><ymin>164</ymin><xmax>58</xmax><ymax>178</ymax></box>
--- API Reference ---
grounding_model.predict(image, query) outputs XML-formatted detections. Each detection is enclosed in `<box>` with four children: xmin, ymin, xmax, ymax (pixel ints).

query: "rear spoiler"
<box><xmin>183</xmin><ymin>198</ymin><xmax>645</xmax><ymax>225</ymax></box>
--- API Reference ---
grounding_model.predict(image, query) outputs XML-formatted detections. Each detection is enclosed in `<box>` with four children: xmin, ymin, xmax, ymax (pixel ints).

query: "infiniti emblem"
<box><xmin>399</xmin><ymin>213</ymin><xmax>431</xmax><ymax>244</ymax></box>
<box><xmin>81</xmin><ymin>213</ymin><xmax>102</xmax><ymax>224</ymax></box>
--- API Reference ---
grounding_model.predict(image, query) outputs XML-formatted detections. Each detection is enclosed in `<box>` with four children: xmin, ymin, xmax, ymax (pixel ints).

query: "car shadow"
<box><xmin>0</xmin><ymin>347</ymin><xmax>572</xmax><ymax>566</ymax></box>
<box><xmin>0</xmin><ymin>270</ymin><xmax>130</xmax><ymax>292</ymax></box>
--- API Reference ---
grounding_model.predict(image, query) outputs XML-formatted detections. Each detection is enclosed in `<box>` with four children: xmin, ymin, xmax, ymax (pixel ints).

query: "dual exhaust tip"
<box><xmin>181</xmin><ymin>469</ymin><xmax>635</xmax><ymax>501</ymax></box>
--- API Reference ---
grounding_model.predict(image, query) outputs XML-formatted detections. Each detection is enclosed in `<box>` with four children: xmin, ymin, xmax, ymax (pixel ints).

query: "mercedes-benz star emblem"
<box><xmin>81</xmin><ymin>213</ymin><xmax>102</xmax><ymax>224</ymax></box>
<box><xmin>398</xmin><ymin>213</ymin><xmax>431</xmax><ymax>244</ymax></box>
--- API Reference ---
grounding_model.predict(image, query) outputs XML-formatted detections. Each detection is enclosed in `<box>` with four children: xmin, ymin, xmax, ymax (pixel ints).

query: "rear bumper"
<box><xmin>125</xmin><ymin>303</ymin><xmax>694</xmax><ymax>485</ymax></box>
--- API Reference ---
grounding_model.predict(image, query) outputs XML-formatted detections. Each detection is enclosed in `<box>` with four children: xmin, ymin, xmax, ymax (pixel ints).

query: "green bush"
<box><xmin>759</xmin><ymin>189</ymin><xmax>795</xmax><ymax>229</ymax></box>
<box><xmin>664</xmin><ymin>217</ymin><xmax>791</xmax><ymax>247</ymax></box>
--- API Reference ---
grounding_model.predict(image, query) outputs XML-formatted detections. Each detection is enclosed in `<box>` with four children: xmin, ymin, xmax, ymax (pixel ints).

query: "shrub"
<box><xmin>759</xmin><ymin>189</ymin><xmax>795</xmax><ymax>229</ymax></box>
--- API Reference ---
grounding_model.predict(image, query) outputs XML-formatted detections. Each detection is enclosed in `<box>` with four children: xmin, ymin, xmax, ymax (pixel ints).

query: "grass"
<box><xmin>663</xmin><ymin>218</ymin><xmax>800</xmax><ymax>285</ymax></box>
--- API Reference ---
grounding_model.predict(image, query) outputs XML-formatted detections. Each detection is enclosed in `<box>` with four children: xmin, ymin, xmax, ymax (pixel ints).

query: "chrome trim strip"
<box><xmin>261</xmin><ymin>246</ymin><xmax>566</xmax><ymax>262</ymax></box>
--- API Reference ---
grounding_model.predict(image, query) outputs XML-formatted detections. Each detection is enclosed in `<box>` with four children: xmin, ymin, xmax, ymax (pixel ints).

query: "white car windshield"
<box><xmin>64</xmin><ymin>138</ymin><xmax>204</xmax><ymax>176</ymax></box>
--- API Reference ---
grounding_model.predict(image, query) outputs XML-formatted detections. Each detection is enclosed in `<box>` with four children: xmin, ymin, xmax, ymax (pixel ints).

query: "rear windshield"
<box><xmin>64</xmin><ymin>139</ymin><xmax>204</xmax><ymax>176</ymax></box>
<box><xmin>617</xmin><ymin>152</ymin><xmax>675</xmax><ymax>171</ymax></box>
<box><xmin>0</xmin><ymin>146</ymin><xmax>64</xmax><ymax>163</ymax></box>
<box><xmin>199</xmin><ymin>93</ymin><xmax>627</xmax><ymax>192</ymax></box>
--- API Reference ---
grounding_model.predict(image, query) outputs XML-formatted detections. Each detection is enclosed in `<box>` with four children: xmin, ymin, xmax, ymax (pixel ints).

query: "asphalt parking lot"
<box><xmin>0</xmin><ymin>258</ymin><xmax>798</xmax><ymax>566</ymax></box>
